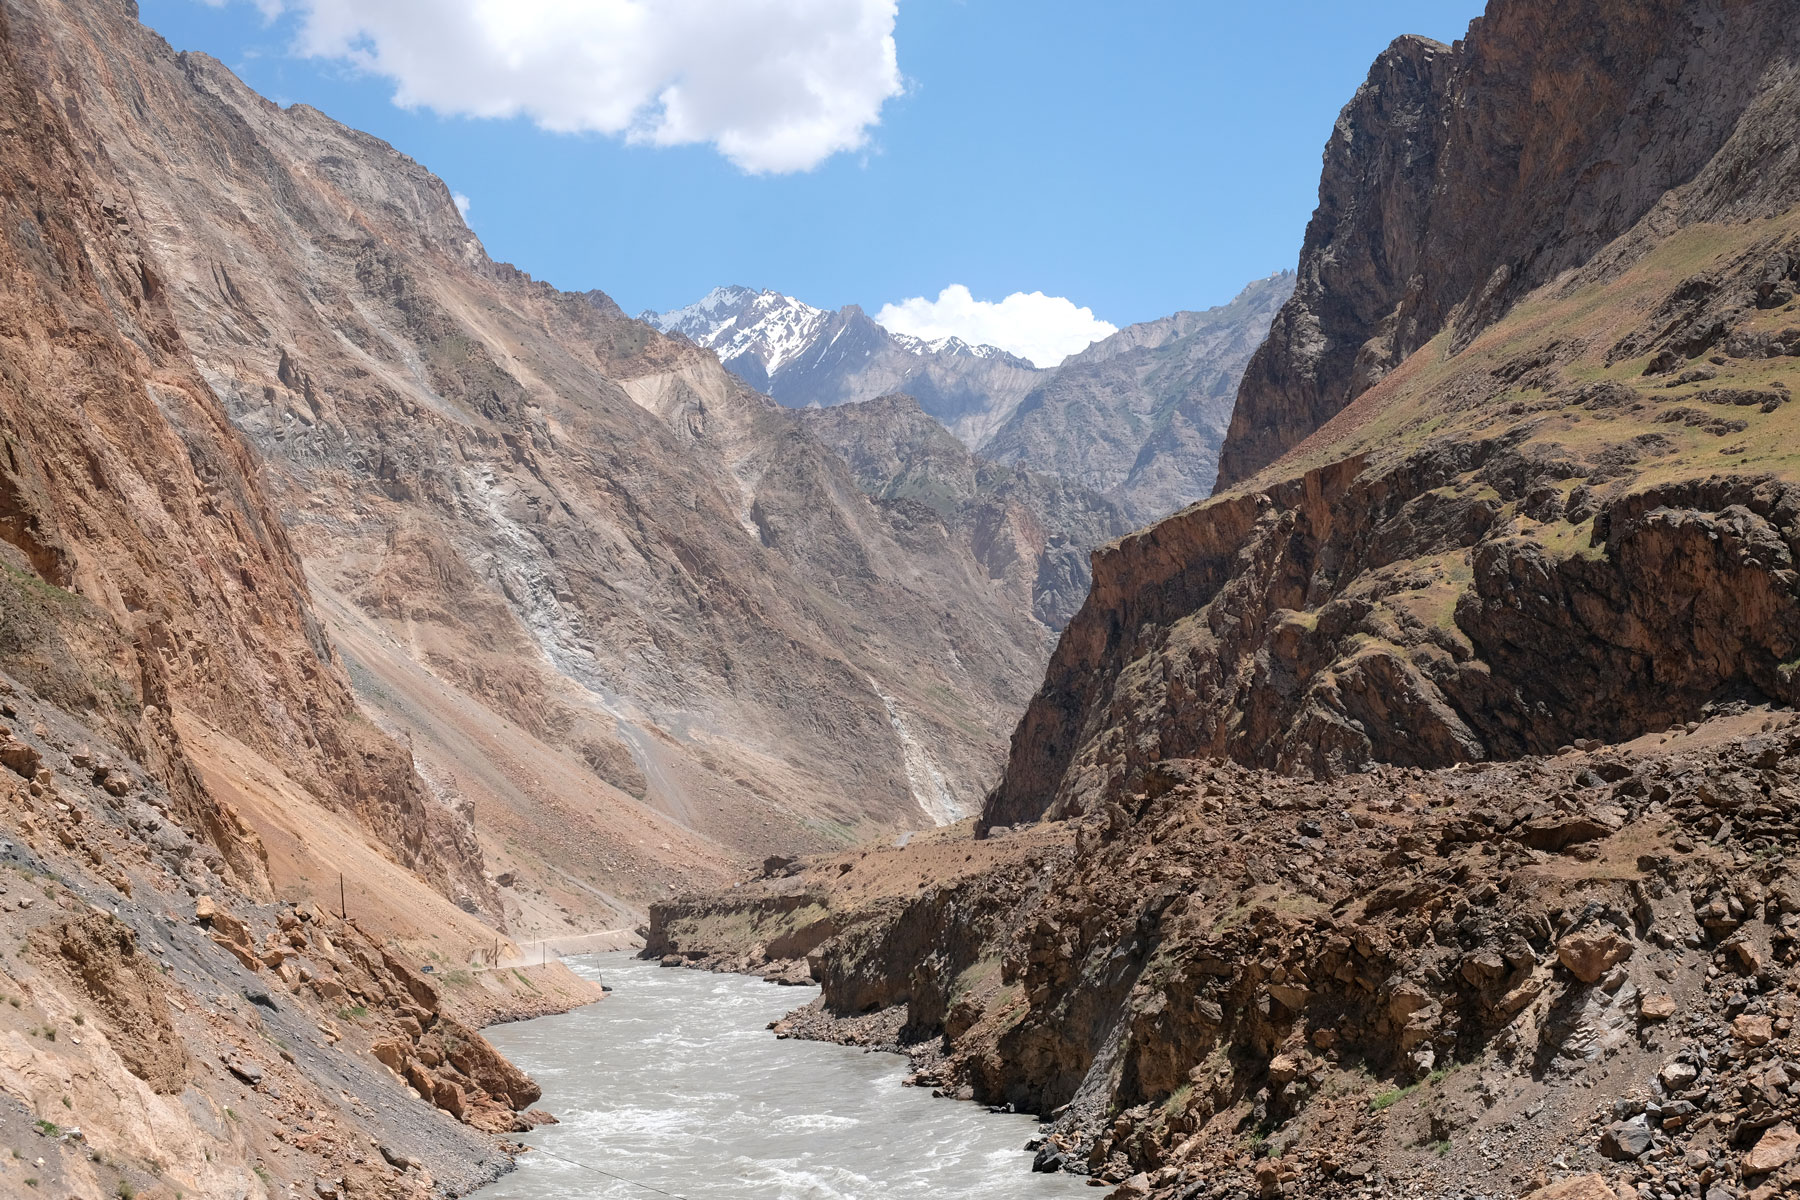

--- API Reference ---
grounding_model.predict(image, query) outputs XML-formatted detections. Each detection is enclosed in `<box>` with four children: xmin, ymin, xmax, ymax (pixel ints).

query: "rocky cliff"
<box><xmin>987</xmin><ymin>0</ymin><xmax>1800</xmax><ymax>829</ymax></box>
<box><xmin>0</xmin><ymin>1</ymin><xmax>600</xmax><ymax>1195</ymax></box>
<box><xmin>0</xmin><ymin>0</ymin><xmax>482</xmax><ymax>916</ymax></box>
<box><xmin>1219</xmin><ymin>0</ymin><xmax>1800</xmax><ymax>489</ymax></box>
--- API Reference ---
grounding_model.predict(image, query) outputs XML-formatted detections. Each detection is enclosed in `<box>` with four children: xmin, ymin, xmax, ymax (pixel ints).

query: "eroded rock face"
<box><xmin>0</xmin><ymin>0</ymin><xmax>477</xmax><ymax>903</ymax></box>
<box><xmin>28</xmin><ymin>913</ymin><xmax>189</xmax><ymax>1093</ymax></box>
<box><xmin>984</xmin><ymin>444</ymin><xmax>1800</xmax><ymax>828</ymax></box>
<box><xmin>1219</xmin><ymin>0</ymin><xmax>1800</xmax><ymax>488</ymax></box>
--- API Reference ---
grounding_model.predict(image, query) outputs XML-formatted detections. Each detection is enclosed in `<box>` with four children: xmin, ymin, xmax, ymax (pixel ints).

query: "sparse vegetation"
<box><xmin>1369</xmin><ymin>1084</ymin><xmax>1419</xmax><ymax>1112</ymax></box>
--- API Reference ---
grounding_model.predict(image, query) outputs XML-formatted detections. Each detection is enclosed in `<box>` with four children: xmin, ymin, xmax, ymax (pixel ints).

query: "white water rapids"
<box><xmin>472</xmin><ymin>952</ymin><xmax>1092</xmax><ymax>1199</ymax></box>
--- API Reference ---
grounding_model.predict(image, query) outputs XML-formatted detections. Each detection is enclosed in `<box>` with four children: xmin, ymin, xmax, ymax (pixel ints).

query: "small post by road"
<box><xmin>339</xmin><ymin>873</ymin><xmax>347</xmax><ymax>921</ymax></box>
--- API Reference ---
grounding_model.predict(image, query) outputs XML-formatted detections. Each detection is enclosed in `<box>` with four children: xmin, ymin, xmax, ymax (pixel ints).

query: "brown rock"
<box><xmin>27</xmin><ymin>914</ymin><xmax>188</xmax><ymax>1093</ymax></box>
<box><xmin>1734</xmin><ymin>1014</ymin><xmax>1775</xmax><ymax>1046</ymax></box>
<box><xmin>370</xmin><ymin>1040</ymin><xmax>407</xmax><ymax>1073</ymax></box>
<box><xmin>211</xmin><ymin>934</ymin><xmax>262</xmax><ymax>973</ymax></box>
<box><xmin>1557</xmin><ymin>929</ymin><xmax>1632</xmax><ymax>984</ymax></box>
<box><xmin>0</xmin><ymin>734</ymin><xmax>41</xmax><ymax>779</ymax></box>
<box><xmin>1727</xmin><ymin>939</ymin><xmax>1768</xmax><ymax>974</ymax></box>
<box><xmin>1524</xmin><ymin>1176</ymin><xmax>1623</xmax><ymax>1200</ymax></box>
<box><xmin>1639</xmin><ymin>993</ymin><xmax>1677</xmax><ymax>1021</ymax></box>
<box><xmin>1743</xmin><ymin>1122</ymin><xmax>1800</xmax><ymax>1175</ymax></box>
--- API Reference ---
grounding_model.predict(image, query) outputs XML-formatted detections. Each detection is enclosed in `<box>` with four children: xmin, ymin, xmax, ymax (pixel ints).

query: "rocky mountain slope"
<box><xmin>797</xmin><ymin>395</ymin><xmax>1133</xmax><ymax>629</ymax></box>
<box><xmin>652</xmin><ymin>277</ymin><xmax>1294</xmax><ymax>526</ymax></box>
<box><xmin>646</xmin><ymin>286</ymin><xmax>1049</xmax><ymax>446</ymax></box>
<box><xmin>1219</xmin><ymin>0</ymin><xmax>1800</xmax><ymax>489</ymax></box>
<box><xmin>649</xmin><ymin>1</ymin><xmax>1800</xmax><ymax>1198</ymax></box>
<box><xmin>984</xmin><ymin>274</ymin><xmax>1294</xmax><ymax>525</ymax></box>
<box><xmin>987</xmin><ymin>0</ymin><xmax>1800</xmax><ymax>829</ymax></box>
<box><xmin>0</xmin><ymin>0</ymin><xmax>600</xmax><ymax>1194</ymax></box>
<box><xmin>5</xmin><ymin>0</ymin><xmax>1069</xmax><ymax>956</ymax></box>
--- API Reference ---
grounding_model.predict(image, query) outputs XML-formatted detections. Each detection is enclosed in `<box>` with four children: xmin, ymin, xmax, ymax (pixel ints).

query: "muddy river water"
<box><xmin>472</xmin><ymin>952</ymin><xmax>1093</xmax><ymax>1199</ymax></box>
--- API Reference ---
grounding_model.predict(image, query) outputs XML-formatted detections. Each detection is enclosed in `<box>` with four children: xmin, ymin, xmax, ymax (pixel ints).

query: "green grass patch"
<box><xmin>1369</xmin><ymin>1083</ymin><xmax>1419</xmax><ymax>1112</ymax></box>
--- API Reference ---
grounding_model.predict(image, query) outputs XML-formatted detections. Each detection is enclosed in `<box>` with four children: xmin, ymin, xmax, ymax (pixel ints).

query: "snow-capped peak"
<box><xmin>890</xmin><ymin>332</ymin><xmax>1007</xmax><ymax>360</ymax></box>
<box><xmin>645</xmin><ymin>287</ymin><xmax>836</xmax><ymax>375</ymax></box>
<box><xmin>646</xmin><ymin>286</ymin><xmax>1025</xmax><ymax>379</ymax></box>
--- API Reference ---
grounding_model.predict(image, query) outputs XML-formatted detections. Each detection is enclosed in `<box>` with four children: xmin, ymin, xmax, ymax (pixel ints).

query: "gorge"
<box><xmin>1</xmin><ymin>0</ymin><xmax>1799</xmax><ymax>1198</ymax></box>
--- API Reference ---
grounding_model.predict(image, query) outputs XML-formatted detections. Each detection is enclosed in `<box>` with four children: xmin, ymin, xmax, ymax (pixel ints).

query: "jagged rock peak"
<box><xmin>1217</xmin><ymin>0</ymin><xmax>1800</xmax><ymax>490</ymax></box>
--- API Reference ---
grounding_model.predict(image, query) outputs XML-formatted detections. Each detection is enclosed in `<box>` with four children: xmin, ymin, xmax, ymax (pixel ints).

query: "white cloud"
<box><xmin>226</xmin><ymin>0</ymin><xmax>901</xmax><ymax>174</ymax></box>
<box><xmin>452</xmin><ymin>192</ymin><xmax>472</xmax><ymax>218</ymax></box>
<box><xmin>876</xmin><ymin>286</ymin><xmax>1117</xmax><ymax>368</ymax></box>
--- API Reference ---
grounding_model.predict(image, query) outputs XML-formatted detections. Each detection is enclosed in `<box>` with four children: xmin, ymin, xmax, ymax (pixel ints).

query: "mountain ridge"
<box><xmin>652</xmin><ymin>272</ymin><xmax>1295</xmax><ymax>524</ymax></box>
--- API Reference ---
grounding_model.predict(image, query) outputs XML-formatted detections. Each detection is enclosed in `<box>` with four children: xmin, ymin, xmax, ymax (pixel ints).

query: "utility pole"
<box><xmin>339</xmin><ymin>873</ymin><xmax>347</xmax><ymax>921</ymax></box>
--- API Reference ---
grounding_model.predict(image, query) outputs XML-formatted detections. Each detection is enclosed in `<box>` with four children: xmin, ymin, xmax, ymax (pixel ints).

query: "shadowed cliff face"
<box><xmin>1218</xmin><ymin>0</ymin><xmax>1800</xmax><ymax>490</ymax></box>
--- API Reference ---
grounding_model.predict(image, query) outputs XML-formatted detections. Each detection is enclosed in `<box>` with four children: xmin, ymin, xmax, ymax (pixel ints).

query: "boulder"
<box><xmin>0</xmin><ymin>734</ymin><xmax>41</xmax><ymax>779</ymax></box>
<box><xmin>370</xmin><ymin>1040</ymin><xmax>406</xmax><ymax>1073</ymax></box>
<box><xmin>1524</xmin><ymin>1176</ymin><xmax>1623</xmax><ymax>1200</ymax></box>
<box><xmin>1557</xmin><ymin>929</ymin><xmax>1633</xmax><ymax>984</ymax></box>
<box><xmin>1743</xmin><ymin>1122</ymin><xmax>1799</xmax><ymax>1175</ymax></box>
<box><xmin>1659</xmin><ymin>1060</ymin><xmax>1700</xmax><ymax>1092</ymax></box>
<box><xmin>1600</xmin><ymin>1114</ymin><xmax>1654</xmax><ymax>1160</ymax></box>
<box><xmin>1639</xmin><ymin>992</ymin><xmax>1677</xmax><ymax>1021</ymax></box>
<box><xmin>1733</xmin><ymin>1014</ymin><xmax>1775</xmax><ymax>1046</ymax></box>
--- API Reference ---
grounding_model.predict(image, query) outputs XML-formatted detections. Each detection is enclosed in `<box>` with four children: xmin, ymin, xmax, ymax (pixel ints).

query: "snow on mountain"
<box><xmin>646</xmin><ymin>286</ymin><xmax>840</xmax><ymax>375</ymax></box>
<box><xmin>642</xmin><ymin>287</ymin><xmax>1048</xmax><ymax>444</ymax></box>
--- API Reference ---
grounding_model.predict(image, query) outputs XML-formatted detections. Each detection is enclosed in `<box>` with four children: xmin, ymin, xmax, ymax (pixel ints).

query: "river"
<box><xmin>472</xmin><ymin>952</ymin><xmax>1094</xmax><ymax>1200</ymax></box>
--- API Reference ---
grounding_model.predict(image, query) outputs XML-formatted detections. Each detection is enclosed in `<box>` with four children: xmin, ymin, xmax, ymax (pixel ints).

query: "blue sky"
<box><xmin>141</xmin><ymin>1</ymin><xmax>1485</xmax><ymax>349</ymax></box>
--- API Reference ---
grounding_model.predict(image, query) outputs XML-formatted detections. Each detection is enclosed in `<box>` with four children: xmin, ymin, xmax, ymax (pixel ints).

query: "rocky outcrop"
<box><xmin>655</xmin><ymin>715</ymin><xmax>1800</xmax><ymax>1199</ymax></box>
<box><xmin>28</xmin><ymin>912</ymin><xmax>190</xmax><ymax>1094</ymax></box>
<box><xmin>983</xmin><ymin>439</ymin><xmax>1800</xmax><ymax>827</ymax></box>
<box><xmin>1219</xmin><ymin>0</ymin><xmax>1800</xmax><ymax>489</ymax></box>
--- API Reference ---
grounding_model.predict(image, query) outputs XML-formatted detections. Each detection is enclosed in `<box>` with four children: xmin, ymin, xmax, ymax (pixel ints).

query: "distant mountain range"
<box><xmin>644</xmin><ymin>286</ymin><xmax>1046</xmax><ymax>447</ymax></box>
<box><xmin>647</xmin><ymin>272</ymin><xmax>1295</xmax><ymax>525</ymax></box>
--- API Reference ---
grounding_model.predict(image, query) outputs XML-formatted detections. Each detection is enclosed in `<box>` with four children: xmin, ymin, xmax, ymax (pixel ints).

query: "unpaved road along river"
<box><xmin>473</xmin><ymin>952</ymin><xmax>1094</xmax><ymax>1199</ymax></box>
